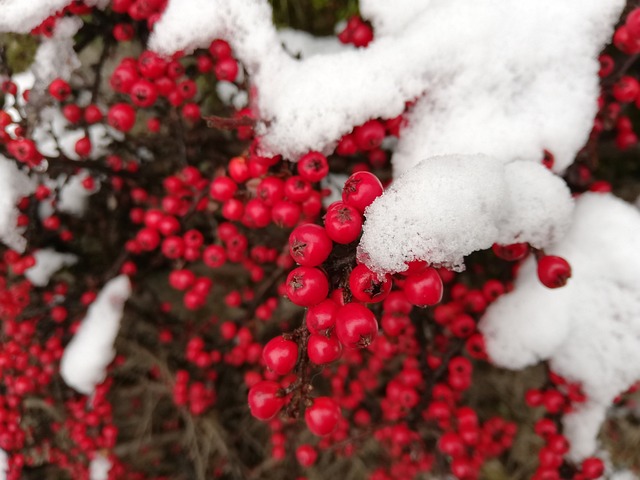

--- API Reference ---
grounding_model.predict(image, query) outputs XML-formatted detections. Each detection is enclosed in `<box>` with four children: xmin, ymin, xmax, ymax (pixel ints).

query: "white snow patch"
<box><xmin>0</xmin><ymin>0</ymin><xmax>70</xmax><ymax>33</ymax></box>
<box><xmin>278</xmin><ymin>28</ymin><xmax>349</xmax><ymax>58</ymax></box>
<box><xmin>0</xmin><ymin>156</ymin><xmax>35</xmax><ymax>252</ymax></box>
<box><xmin>359</xmin><ymin>155</ymin><xmax>573</xmax><ymax>273</ymax></box>
<box><xmin>89</xmin><ymin>453</ymin><xmax>111</xmax><ymax>480</ymax></box>
<box><xmin>60</xmin><ymin>275</ymin><xmax>131</xmax><ymax>395</ymax></box>
<box><xmin>57</xmin><ymin>171</ymin><xmax>97</xmax><ymax>216</ymax></box>
<box><xmin>480</xmin><ymin>193</ymin><xmax>640</xmax><ymax>461</ymax></box>
<box><xmin>25</xmin><ymin>249</ymin><xmax>77</xmax><ymax>286</ymax></box>
<box><xmin>0</xmin><ymin>449</ymin><xmax>6</xmax><ymax>480</ymax></box>
<box><xmin>151</xmin><ymin>0</ymin><xmax>621</xmax><ymax>171</ymax></box>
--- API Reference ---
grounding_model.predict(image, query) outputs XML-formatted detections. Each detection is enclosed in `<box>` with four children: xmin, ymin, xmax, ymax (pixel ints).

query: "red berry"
<box><xmin>342</xmin><ymin>171</ymin><xmax>384</xmax><ymax>213</ymax></box>
<box><xmin>492</xmin><ymin>243</ymin><xmax>529</xmax><ymax>261</ymax></box>
<box><xmin>295</xmin><ymin>444</ymin><xmax>318</xmax><ymax>467</ymax></box>
<box><xmin>285</xmin><ymin>267</ymin><xmax>329</xmax><ymax>307</ymax></box>
<box><xmin>248</xmin><ymin>381</ymin><xmax>285</xmax><ymax>420</ymax></box>
<box><xmin>307</xmin><ymin>334</ymin><xmax>342</xmax><ymax>365</ymax></box>
<box><xmin>348</xmin><ymin>263</ymin><xmax>391</xmax><ymax>303</ymax></box>
<box><xmin>581</xmin><ymin>457</ymin><xmax>604</xmax><ymax>480</ymax></box>
<box><xmin>107</xmin><ymin>103</ymin><xmax>136</xmax><ymax>132</ymax></box>
<box><xmin>289</xmin><ymin>224</ymin><xmax>333</xmax><ymax>267</ymax></box>
<box><xmin>306</xmin><ymin>299</ymin><xmax>338</xmax><ymax>334</ymax></box>
<box><xmin>215</xmin><ymin>57</ymin><xmax>239</xmax><ymax>82</ymax></box>
<box><xmin>62</xmin><ymin>103</ymin><xmax>82</xmax><ymax>123</ymax></box>
<box><xmin>83</xmin><ymin>104</ymin><xmax>103</xmax><ymax>124</ymax></box>
<box><xmin>335</xmin><ymin>302</ymin><xmax>378</xmax><ymax>348</ymax></box>
<box><xmin>305</xmin><ymin>397</ymin><xmax>341</xmax><ymax>436</ymax></box>
<box><xmin>297</xmin><ymin>151</ymin><xmax>329</xmax><ymax>182</ymax></box>
<box><xmin>324</xmin><ymin>202</ymin><xmax>363</xmax><ymax>244</ymax></box>
<box><xmin>48</xmin><ymin>78</ymin><xmax>71</xmax><ymax>101</ymax></box>
<box><xmin>74</xmin><ymin>136</ymin><xmax>92</xmax><ymax>157</ymax></box>
<box><xmin>537</xmin><ymin>255</ymin><xmax>571</xmax><ymax>288</ymax></box>
<box><xmin>354</xmin><ymin>120</ymin><xmax>385</xmax><ymax>151</ymax></box>
<box><xmin>613</xmin><ymin>76</ymin><xmax>640</xmax><ymax>103</ymax></box>
<box><xmin>262</xmin><ymin>337</ymin><xmax>299</xmax><ymax>375</ymax></box>
<box><xmin>403</xmin><ymin>267</ymin><xmax>443</xmax><ymax>307</ymax></box>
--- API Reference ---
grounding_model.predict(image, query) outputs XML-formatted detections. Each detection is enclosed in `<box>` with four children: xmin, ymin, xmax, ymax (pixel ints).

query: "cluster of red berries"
<box><xmin>0</xmin><ymin>3</ymin><xmax>638</xmax><ymax>480</ymax></box>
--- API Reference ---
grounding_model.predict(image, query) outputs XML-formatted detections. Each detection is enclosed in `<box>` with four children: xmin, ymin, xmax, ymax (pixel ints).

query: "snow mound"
<box><xmin>0</xmin><ymin>156</ymin><xmax>35</xmax><ymax>252</ymax></box>
<box><xmin>90</xmin><ymin>453</ymin><xmax>111</xmax><ymax>480</ymax></box>
<box><xmin>152</xmin><ymin>0</ymin><xmax>621</xmax><ymax>171</ymax></box>
<box><xmin>480</xmin><ymin>193</ymin><xmax>640</xmax><ymax>460</ymax></box>
<box><xmin>25</xmin><ymin>249</ymin><xmax>77</xmax><ymax>287</ymax></box>
<box><xmin>359</xmin><ymin>156</ymin><xmax>573</xmax><ymax>273</ymax></box>
<box><xmin>0</xmin><ymin>0</ymin><xmax>70</xmax><ymax>33</ymax></box>
<box><xmin>60</xmin><ymin>276</ymin><xmax>132</xmax><ymax>395</ymax></box>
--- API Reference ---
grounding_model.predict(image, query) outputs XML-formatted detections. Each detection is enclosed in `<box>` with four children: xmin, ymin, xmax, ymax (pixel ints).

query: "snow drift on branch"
<box><xmin>0</xmin><ymin>449</ymin><xmax>6</xmax><ymax>480</ymax></box>
<box><xmin>60</xmin><ymin>275</ymin><xmax>131</xmax><ymax>395</ymax></box>
<box><xmin>480</xmin><ymin>193</ymin><xmax>640</xmax><ymax>460</ymax></box>
<box><xmin>150</xmin><ymin>0</ymin><xmax>623</xmax><ymax>272</ymax></box>
<box><xmin>89</xmin><ymin>453</ymin><xmax>111</xmax><ymax>480</ymax></box>
<box><xmin>151</xmin><ymin>0</ymin><xmax>622</xmax><ymax>172</ymax></box>
<box><xmin>25</xmin><ymin>249</ymin><xmax>77</xmax><ymax>287</ymax></box>
<box><xmin>359</xmin><ymin>156</ymin><xmax>574</xmax><ymax>273</ymax></box>
<box><xmin>0</xmin><ymin>0</ymin><xmax>109</xmax><ymax>33</ymax></box>
<box><xmin>0</xmin><ymin>156</ymin><xmax>34</xmax><ymax>252</ymax></box>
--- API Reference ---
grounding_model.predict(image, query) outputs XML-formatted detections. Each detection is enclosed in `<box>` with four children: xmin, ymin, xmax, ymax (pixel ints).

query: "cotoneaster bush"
<box><xmin>0</xmin><ymin>1</ymin><xmax>639</xmax><ymax>480</ymax></box>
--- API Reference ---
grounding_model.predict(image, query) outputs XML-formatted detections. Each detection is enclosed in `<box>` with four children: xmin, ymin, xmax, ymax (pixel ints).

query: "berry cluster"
<box><xmin>0</xmin><ymin>2</ymin><xmax>638</xmax><ymax>480</ymax></box>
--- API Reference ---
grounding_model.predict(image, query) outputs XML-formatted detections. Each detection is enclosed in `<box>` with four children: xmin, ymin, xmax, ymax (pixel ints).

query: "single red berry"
<box><xmin>342</xmin><ymin>171</ymin><xmax>384</xmax><ymax>213</ymax></box>
<box><xmin>215</xmin><ymin>57</ymin><xmax>239</xmax><ymax>82</ymax></box>
<box><xmin>272</xmin><ymin>200</ymin><xmax>302</xmax><ymax>228</ymax></box>
<box><xmin>613</xmin><ymin>76</ymin><xmax>640</xmax><ymax>103</ymax></box>
<box><xmin>403</xmin><ymin>267</ymin><xmax>443</xmax><ymax>307</ymax></box>
<box><xmin>348</xmin><ymin>263</ymin><xmax>391</xmax><ymax>303</ymax></box>
<box><xmin>248</xmin><ymin>381</ymin><xmax>285</xmax><ymax>420</ymax></box>
<box><xmin>113</xmin><ymin>23</ymin><xmax>134</xmax><ymax>41</ymax></box>
<box><xmin>74</xmin><ymin>136</ymin><xmax>92</xmax><ymax>157</ymax></box>
<box><xmin>210</xmin><ymin>176</ymin><xmax>237</xmax><ymax>201</ymax></box>
<box><xmin>581</xmin><ymin>457</ymin><xmax>604</xmax><ymax>480</ymax></box>
<box><xmin>130</xmin><ymin>79</ymin><xmax>158</xmax><ymax>107</ymax></box>
<box><xmin>83</xmin><ymin>104</ymin><xmax>103</xmax><ymax>124</ymax></box>
<box><xmin>491</xmin><ymin>243</ymin><xmax>529</xmax><ymax>261</ymax></box>
<box><xmin>289</xmin><ymin>223</ymin><xmax>333</xmax><ymax>267</ymax></box>
<box><xmin>285</xmin><ymin>267</ymin><xmax>329</xmax><ymax>307</ymax></box>
<box><xmin>284</xmin><ymin>176</ymin><xmax>312</xmax><ymax>203</ymax></box>
<box><xmin>307</xmin><ymin>333</ymin><xmax>342</xmax><ymax>365</ymax></box>
<box><xmin>295</xmin><ymin>444</ymin><xmax>318</xmax><ymax>467</ymax></box>
<box><xmin>209</xmin><ymin>39</ymin><xmax>232</xmax><ymax>59</ymax></box>
<box><xmin>324</xmin><ymin>202</ymin><xmax>363</xmax><ymax>244</ymax></box>
<box><xmin>335</xmin><ymin>302</ymin><xmax>378</xmax><ymax>348</ymax></box>
<box><xmin>305</xmin><ymin>397</ymin><xmax>341</xmax><ymax>436</ymax></box>
<box><xmin>297</xmin><ymin>151</ymin><xmax>329</xmax><ymax>183</ymax></box>
<box><xmin>354</xmin><ymin>120</ymin><xmax>385</xmax><ymax>151</ymax></box>
<box><xmin>537</xmin><ymin>255</ymin><xmax>571</xmax><ymax>288</ymax></box>
<box><xmin>262</xmin><ymin>337</ymin><xmax>299</xmax><ymax>375</ymax></box>
<box><xmin>48</xmin><ymin>78</ymin><xmax>71</xmax><ymax>101</ymax></box>
<box><xmin>306</xmin><ymin>299</ymin><xmax>338</xmax><ymax>334</ymax></box>
<box><xmin>108</xmin><ymin>103</ymin><xmax>136</xmax><ymax>132</ymax></box>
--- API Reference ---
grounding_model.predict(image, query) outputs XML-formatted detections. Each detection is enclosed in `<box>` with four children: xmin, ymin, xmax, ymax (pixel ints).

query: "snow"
<box><xmin>480</xmin><ymin>193</ymin><xmax>640</xmax><ymax>460</ymax></box>
<box><xmin>60</xmin><ymin>276</ymin><xmax>132</xmax><ymax>395</ymax></box>
<box><xmin>359</xmin><ymin>156</ymin><xmax>573</xmax><ymax>273</ymax></box>
<box><xmin>150</xmin><ymin>0</ymin><xmax>623</xmax><ymax>273</ymax></box>
<box><xmin>0</xmin><ymin>449</ymin><xmax>6</xmax><ymax>480</ymax></box>
<box><xmin>278</xmin><ymin>29</ymin><xmax>348</xmax><ymax>58</ymax></box>
<box><xmin>25</xmin><ymin>249</ymin><xmax>77</xmax><ymax>286</ymax></box>
<box><xmin>0</xmin><ymin>0</ymin><xmax>108</xmax><ymax>33</ymax></box>
<box><xmin>0</xmin><ymin>156</ymin><xmax>35</xmax><ymax>252</ymax></box>
<box><xmin>0</xmin><ymin>0</ymin><xmax>70</xmax><ymax>33</ymax></box>
<box><xmin>89</xmin><ymin>453</ymin><xmax>111</xmax><ymax>480</ymax></box>
<box><xmin>57</xmin><ymin>172</ymin><xmax>97</xmax><ymax>216</ymax></box>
